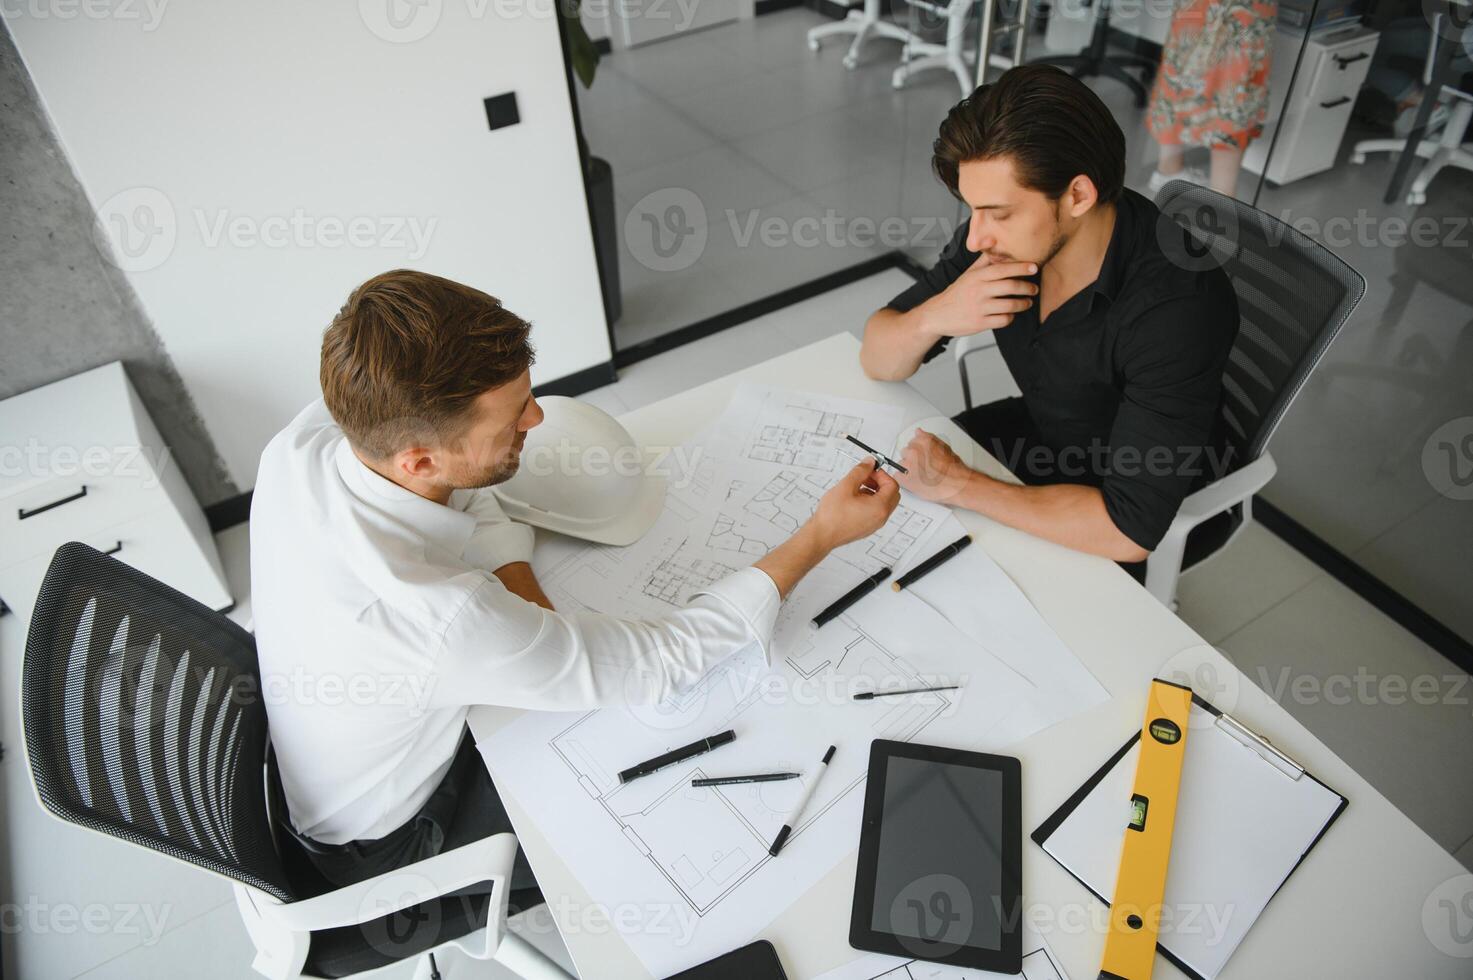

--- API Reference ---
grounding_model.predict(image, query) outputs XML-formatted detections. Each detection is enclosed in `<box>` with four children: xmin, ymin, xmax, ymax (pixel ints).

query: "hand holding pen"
<box><xmin>806</xmin><ymin>459</ymin><xmax>899</xmax><ymax>543</ymax></box>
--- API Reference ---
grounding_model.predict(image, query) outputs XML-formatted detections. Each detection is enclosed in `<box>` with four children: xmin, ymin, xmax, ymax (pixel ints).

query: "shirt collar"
<box><xmin>333</xmin><ymin>437</ymin><xmax>476</xmax><ymax>560</ymax></box>
<box><xmin>1089</xmin><ymin>190</ymin><xmax>1138</xmax><ymax>308</ymax></box>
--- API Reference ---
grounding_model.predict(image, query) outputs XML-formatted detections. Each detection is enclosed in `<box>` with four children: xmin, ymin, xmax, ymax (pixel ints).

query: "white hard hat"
<box><xmin>493</xmin><ymin>396</ymin><xmax>666</xmax><ymax>546</ymax></box>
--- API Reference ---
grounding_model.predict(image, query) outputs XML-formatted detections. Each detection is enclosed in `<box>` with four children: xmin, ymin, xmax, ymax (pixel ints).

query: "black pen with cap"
<box><xmin>892</xmin><ymin>534</ymin><xmax>973</xmax><ymax>591</ymax></box>
<box><xmin>618</xmin><ymin>730</ymin><xmax>735</xmax><ymax>784</ymax></box>
<box><xmin>812</xmin><ymin>567</ymin><xmax>891</xmax><ymax>628</ymax></box>
<box><xmin>768</xmin><ymin>745</ymin><xmax>835</xmax><ymax>857</ymax></box>
<box><xmin>842</xmin><ymin>433</ymin><xmax>909</xmax><ymax>474</ymax></box>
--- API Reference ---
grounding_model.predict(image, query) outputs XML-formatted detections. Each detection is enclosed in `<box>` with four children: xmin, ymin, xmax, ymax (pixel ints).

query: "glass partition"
<box><xmin>1245</xmin><ymin>5</ymin><xmax>1473</xmax><ymax>644</ymax></box>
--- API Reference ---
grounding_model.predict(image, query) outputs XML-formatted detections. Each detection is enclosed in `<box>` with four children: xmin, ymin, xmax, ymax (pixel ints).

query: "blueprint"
<box><xmin>482</xmin><ymin>586</ymin><xmax>1035</xmax><ymax>976</ymax></box>
<box><xmin>480</xmin><ymin>384</ymin><xmax>1106</xmax><ymax>977</ymax></box>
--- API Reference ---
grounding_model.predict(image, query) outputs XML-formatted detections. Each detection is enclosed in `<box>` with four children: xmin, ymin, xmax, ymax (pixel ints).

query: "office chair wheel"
<box><xmin>1350</xmin><ymin>151</ymin><xmax>1366</xmax><ymax>165</ymax></box>
<box><xmin>843</xmin><ymin>53</ymin><xmax>858</xmax><ymax>69</ymax></box>
<box><xmin>891</xmin><ymin>68</ymin><xmax>907</xmax><ymax>88</ymax></box>
<box><xmin>1408</xmin><ymin>189</ymin><xmax>1427</xmax><ymax>205</ymax></box>
<box><xmin>808</xmin><ymin>37</ymin><xmax>820</xmax><ymax>52</ymax></box>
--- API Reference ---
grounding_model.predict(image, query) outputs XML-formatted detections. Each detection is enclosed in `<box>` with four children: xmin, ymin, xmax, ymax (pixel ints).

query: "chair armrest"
<box><xmin>1173</xmin><ymin>452</ymin><xmax>1277</xmax><ymax>527</ymax></box>
<box><xmin>258</xmin><ymin>831</ymin><xmax>519</xmax><ymax>933</ymax></box>
<box><xmin>952</xmin><ymin>331</ymin><xmax>998</xmax><ymax>362</ymax></box>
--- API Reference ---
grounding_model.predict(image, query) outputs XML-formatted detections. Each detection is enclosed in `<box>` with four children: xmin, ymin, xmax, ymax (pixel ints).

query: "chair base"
<box><xmin>1352</xmin><ymin>98</ymin><xmax>1473</xmax><ymax>205</ymax></box>
<box><xmin>807</xmin><ymin>3</ymin><xmax>914</xmax><ymax>70</ymax></box>
<box><xmin>1031</xmin><ymin>51</ymin><xmax>1155</xmax><ymax>106</ymax></box>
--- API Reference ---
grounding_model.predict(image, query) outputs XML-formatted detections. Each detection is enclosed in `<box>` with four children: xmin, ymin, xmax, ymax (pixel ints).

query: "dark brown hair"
<box><xmin>320</xmin><ymin>270</ymin><xmax>535</xmax><ymax>459</ymax></box>
<box><xmin>933</xmin><ymin>65</ymin><xmax>1126</xmax><ymax>205</ymax></box>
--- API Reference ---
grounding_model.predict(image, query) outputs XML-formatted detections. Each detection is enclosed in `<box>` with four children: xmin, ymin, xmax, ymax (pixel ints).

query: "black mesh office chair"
<box><xmin>953</xmin><ymin>182</ymin><xmax>1366</xmax><ymax>605</ymax></box>
<box><xmin>1140</xmin><ymin>181</ymin><xmax>1367</xmax><ymax>605</ymax></box>
<box><xmin>22</xmin><ymin>542</ymin><xmax>566</xmax><ymax>980</ymax></box>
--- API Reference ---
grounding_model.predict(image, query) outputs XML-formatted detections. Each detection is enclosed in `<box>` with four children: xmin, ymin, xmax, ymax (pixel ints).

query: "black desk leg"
<box><xmin>1385</xmin><ymin>27</ymin><xmax>1460</xmax><ymax>204</ymax></box>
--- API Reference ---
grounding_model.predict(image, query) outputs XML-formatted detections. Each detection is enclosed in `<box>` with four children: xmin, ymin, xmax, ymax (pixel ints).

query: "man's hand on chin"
<box><xmin>894</xmin><ymin>430</ymin><xmax>978</xmax><ymax>505</ymax></box>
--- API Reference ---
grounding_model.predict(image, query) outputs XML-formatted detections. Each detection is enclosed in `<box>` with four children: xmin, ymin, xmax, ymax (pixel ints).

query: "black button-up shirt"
<box><xmin>886</xmin><ymin>188</ymin><xmax>1239</xmax><ymax>551</ymax></box>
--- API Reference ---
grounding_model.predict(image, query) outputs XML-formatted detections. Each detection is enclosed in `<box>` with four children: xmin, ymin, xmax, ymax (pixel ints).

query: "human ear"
<box><xmin>1068</xmin><ymin>175</ymin><xmax>1099</xmax><ymax>218</ymax></box>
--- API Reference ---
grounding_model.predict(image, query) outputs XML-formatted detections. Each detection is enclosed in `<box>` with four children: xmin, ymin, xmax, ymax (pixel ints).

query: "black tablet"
<box><xmin>663</xmin><ymin>940</ymin><xmax>788</xmax><ymax>979</ymax></box>
<box><xmin>849</xmin><ymin>739</ymin><xmax>1022</xmax><ymax>972</ymax></box>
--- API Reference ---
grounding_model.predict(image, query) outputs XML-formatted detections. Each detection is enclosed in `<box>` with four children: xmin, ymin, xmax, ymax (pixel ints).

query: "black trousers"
<box><xmin>952</xmin><ymin>397</ymin><xmax>1148</xmax><ymax>583</ymax></box>
<box><xmin>298</xmin><ymin>729</ymin><xmax>538</xmax><ymax>897</ymax></box>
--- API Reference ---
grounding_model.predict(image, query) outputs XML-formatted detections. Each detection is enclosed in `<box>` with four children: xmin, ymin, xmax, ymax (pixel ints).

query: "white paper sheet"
<box><xmin>480</xmin><ymin>385</ymin><xmax>1106</xmax><ymax>977</ymax></box>
<box><xmin>903</xmin><ymin>538</ymin><xmax>1109</xmax><ymax>745</ymax></box>
<box><xmin>1039</xmin><ymin>702</ymin><xmax>1345</xmax><ymax>979</ymax></box>
<box><xmin>813</xmin><ymin>925</ymin><xmax>1073</xmax><ymax>980</ymax></box>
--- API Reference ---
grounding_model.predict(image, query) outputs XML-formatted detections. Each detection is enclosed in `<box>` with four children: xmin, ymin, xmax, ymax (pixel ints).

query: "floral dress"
<box><xmin>1147</xmin><ymin>0</ymin><xmax>1278</xmax><ymax>150</ymax></box>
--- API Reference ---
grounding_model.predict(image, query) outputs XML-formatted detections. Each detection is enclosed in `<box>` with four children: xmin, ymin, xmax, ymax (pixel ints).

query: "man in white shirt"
<box><xmin>250</xmin><ymin>269</ymin><xmax>900</xmax><ymax>895</ymax></box>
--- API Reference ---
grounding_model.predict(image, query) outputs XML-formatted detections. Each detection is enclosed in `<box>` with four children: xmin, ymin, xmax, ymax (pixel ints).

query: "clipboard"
<box><xmin>1032</xmin><ymin>694</ymin><xmax>1348</xmax><ymax>980</ymax></box>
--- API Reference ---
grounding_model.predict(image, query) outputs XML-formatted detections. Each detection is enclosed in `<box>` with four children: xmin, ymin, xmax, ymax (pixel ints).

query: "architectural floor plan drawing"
<box><xmin>541</xmin><ymin>611</ymin><xmax>957</xmax><ymax>917</ymax></box>
<box><xmin>705</xmin><ymin>468</ymin><xmax>940</xmax><ymax>573</ymax></box>
<box><xmin>534</xmin><ymin>488</ymin><xmax>730</xmax><ymax>622</ymax></box>
<box><xmin>483</xmin><ymin>583</ymin><xmax>1031</xmax><ymax>975</ymax></box>
<box><xmin>483</xmin><ymin>384</ymin><xmax>1104</xmax><ymax>976</ymax></box>
<box><xmin>714</xmin><ymin>385</ymin><xmax>901</xmax><ymax>474</ymax></box>
<box><xmin>745</xmin><ymin>405</ymin><xmax>863</xmax><ymax>469</ymax></box>
<box><xmin>642</xmin><ymin>551</ymin><xmax>737</xmax><ymax>607</ymax></box>
<box><xmin>691</xmin><ymin>385</ymin><xmax>951</xmax><ymax>577</ymax></box>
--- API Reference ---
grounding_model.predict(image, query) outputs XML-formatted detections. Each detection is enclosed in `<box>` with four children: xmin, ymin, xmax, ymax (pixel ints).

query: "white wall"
<box><xmin>6</xmin><ymin>0</ymin><xmax>612</xmax><ymax>488</ymax></box>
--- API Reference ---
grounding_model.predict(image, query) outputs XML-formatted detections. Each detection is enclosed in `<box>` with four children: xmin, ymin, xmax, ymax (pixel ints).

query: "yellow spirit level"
<box><xmin>1098</xmin><ymin>678</ymin><xmax>1194</xmax><ymax>980</ymax></box>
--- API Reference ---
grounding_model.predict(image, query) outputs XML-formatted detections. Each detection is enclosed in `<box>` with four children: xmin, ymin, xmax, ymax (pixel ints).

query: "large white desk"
<box><xmin>469</xmin><ymin>333</ymin><xmax>1469</xmax><ymax>979</ymax></box>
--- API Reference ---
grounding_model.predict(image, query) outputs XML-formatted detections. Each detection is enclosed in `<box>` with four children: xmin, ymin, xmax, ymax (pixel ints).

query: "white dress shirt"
<box><xmin>250</xmin><ymin>400</ymin><xmax>781</xmax><ymax>845</ymax></box>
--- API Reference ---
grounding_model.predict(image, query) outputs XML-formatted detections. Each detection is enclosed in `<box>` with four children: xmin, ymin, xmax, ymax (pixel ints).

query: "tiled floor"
<box><xmin>582</xmin><ymin>8</ymin><xmax>968</xmax><ymax>347</ymax></box>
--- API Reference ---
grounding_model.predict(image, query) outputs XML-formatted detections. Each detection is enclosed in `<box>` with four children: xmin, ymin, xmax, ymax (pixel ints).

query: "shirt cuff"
<box><xmin>463</xmin><ymin>520</ymin><xmax>536</xmax><ymax>571</ymax></box>
<box><xmin>691</xmin><ymin>566</ymin><xmax>782</xmax><ymax>664</ymax></box>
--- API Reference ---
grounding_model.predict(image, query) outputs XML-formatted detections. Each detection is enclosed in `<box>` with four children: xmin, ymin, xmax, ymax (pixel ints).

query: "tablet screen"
<box><xmin>871</xmin><ymin>756</ymin><xmax>1005</xmax><ymax>950</ymax></box>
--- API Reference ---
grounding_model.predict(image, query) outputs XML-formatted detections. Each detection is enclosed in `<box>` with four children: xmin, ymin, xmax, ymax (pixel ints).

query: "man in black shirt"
<box><xmin>860</xmin><ymin>65</ymin><xmax>1239</xmax><ymax>575</ymax></box>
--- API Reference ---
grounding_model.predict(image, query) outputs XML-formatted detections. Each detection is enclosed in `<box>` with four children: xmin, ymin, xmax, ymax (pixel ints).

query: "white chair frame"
<box><xmin>954</xmin><ymin>333</ymin><xmax>1277</xmax><ymax>609</ymax></box>
<box><xmin>233</xmin><ymin>831</ymin><xmax>573</xmax><ymax>980</ymax></box>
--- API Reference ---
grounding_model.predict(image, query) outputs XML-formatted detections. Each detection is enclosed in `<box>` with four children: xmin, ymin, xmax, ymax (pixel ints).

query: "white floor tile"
<box><xmin>72</xmin><ymin>897</ymin><xmax>579</xmax><ymax>980</ymax></box>
<box><xmin>1350</xmin><ymin>479</ymin><xmax>1473</xmax><ymax>645</ymax></box>
<box><xmin>1174</xmin><ymin>522</ymin><xmax>1324</xmax><ymax>646</ymax></box>
<box><xmin>721</xmin><ymin>7</ymin><xmax>834</xmax><ymax>68</ymax></box>
<box><xmin>579</xmin><ymin>100</ymin><xmax>718</xmax><ymax>176</ymax></box>
<box><xmin>599</xmin><ymin>33</ymin><xmax>764</xmax><ymax>102</ymax></box>
<box><xmin>610</xmin><ymin>317</ymin><xmax>793</xmax><ymax>412</ymax></box>
<box><xmin>612</xmin><ymin>141</ymin><xmax>797</xmax><ymax>221</ymax></box>
<box><xmin>612</xmin><ymin>261</ymin><xmax>746</xmax><ymax>349</ymax></box>
<box><xmin>664</xmin><ymin>56</ymin><xmax>889</xmax><ymax>142</ymax></box>
<box><xmin>1455</xmin><ymin>833</ymin><xmax>1473</xmax><ymax>873</ymax></box>
<box><xmin>1218</xmin><ymin>575</ymin><xmax>1473</xmax><ymax>857</ymax></box>
<box><xmin>741</xmin><ymin>266</ymin><xmax>914</xmax><ymax>350</ymax></box>
<box><xmin>73</xmin><ymin>900</ymin><xmax>259</xmax><ymax>980</ymax></box>
<box><xmin>730</xmin><ymin>99</ymin><xmax>908</xmax><ymax>194</ymax></box>
<box><xmin>702</xmin><ymin>193</ymin><xmax>888</xmax><ymax>298</ymax></box>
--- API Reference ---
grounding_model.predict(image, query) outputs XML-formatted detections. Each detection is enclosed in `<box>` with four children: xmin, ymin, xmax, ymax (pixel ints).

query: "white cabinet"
<box><xmin>0</xmin><ymin>363</ymin><xmax>233</xmax><ymax>620</ymax></box>
<box><xmin>1245</xmin><ymin>24</ymin><xmax>1380</xmax><ymax>185</ymax></box>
